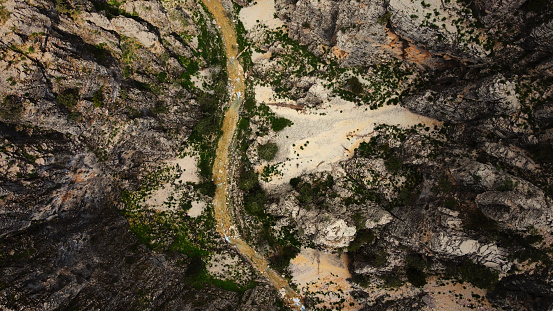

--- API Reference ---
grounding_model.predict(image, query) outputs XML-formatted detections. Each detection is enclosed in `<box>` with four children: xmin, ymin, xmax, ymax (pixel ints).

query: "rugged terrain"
<box><xmin>1</xmin><ymin>0</ymin><xmax>553</xmax><ymax>310</ymax></box>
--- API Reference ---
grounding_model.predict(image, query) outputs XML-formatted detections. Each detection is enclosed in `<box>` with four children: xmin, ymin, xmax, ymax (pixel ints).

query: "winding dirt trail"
<box><xmin>201</xmin><ymin>0</ymin><xmax>304</xmax><ymax>309</ymax></box>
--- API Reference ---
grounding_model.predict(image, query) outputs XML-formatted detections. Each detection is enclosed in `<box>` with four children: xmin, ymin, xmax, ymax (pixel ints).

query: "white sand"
<box><xmin>254</xmin><ymin>85</ymin><xmax>441</xmax><ymax>187</ymax></box>
<box><xmin>239</xmin><ymin>0</ymin><xmax>284</xmax><ymax>31</ymax></box>
<box><xmin>187</xmin><ymin>200</ymin><xmax>207</xmax><ymax>217</ymax></box>
<box><xmin>172</xmin><ymin>155</ymin><xmax>200</xmax><ymax>184</ymax></box>
<box><xmin>290</xmin><ymin>248</ymin><xmax>361</xmax><ymax>310</ymax></box>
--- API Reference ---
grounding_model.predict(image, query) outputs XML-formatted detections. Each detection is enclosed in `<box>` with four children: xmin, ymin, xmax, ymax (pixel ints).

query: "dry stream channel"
<box><xmin>201</xmin><ymin>0</ymin><xmax>305</xmax><ymax>309</ymax></box>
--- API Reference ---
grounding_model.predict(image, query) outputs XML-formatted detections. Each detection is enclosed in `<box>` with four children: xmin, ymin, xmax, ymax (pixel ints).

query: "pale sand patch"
<box><xmin>172</xmin><ymin>155</ymin><xmax>200</xmax><ymax>184</ymax></box>
<box><xmin>190</xmin><ymin>68</ymin><xmax>212</xmax><ymax>91</ymax></box>
<box><xmin>421</xmin><ymin>277</ymin><xmax>495</xmax><ymax>310</ymax></box>
<box><xmin>346</xmin><ymin>276</ymin><xmax>494</xmax><ymax>310</ymax></box>
<box><xmin>255</xmin><ymin>84</ymin><xmax>278</xmax><ymax>103</ymax></box>
<box><xmin>254</xmin><ymin>85</ymin><xmax>441</xmax><ymax>186</ymax></box>
<box><xmin>290</xmin><ymin>248</ymin><xmax>361</xmax><ymax>310</ymax></box>
<box><xmin>207</xmin><ymin>251</ymin><xmax>255</xmax><ymax>285</ymax></box>
<box><xmin>187</xmin><ymin>200</ymin><xmax>207</xmax><ymax>218</ymax></box>
<box><xmin>251</xmin><ymin>50</ymin><xmax>272</xmax><ymax>62</ymax></box>
<box><xmin>239</xmin><ymin>0</ymin><xmax>284</xmax><ymax>31</ymax></box>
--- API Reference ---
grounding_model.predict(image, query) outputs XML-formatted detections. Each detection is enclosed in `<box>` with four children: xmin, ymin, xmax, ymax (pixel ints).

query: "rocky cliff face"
<box><xmin>260</xmin><ymin>0</ymin><xmax>553</xmax><ymax>309</ymax></box>
<box><xmin>0</xmin><ymin>0</ymin><xmax>283</xmax><ymax>309</ymax></box>
<box><xmin>2</xmin><ymin>0</ymin><xmax>553</xmax><ymax>309</ymax></box>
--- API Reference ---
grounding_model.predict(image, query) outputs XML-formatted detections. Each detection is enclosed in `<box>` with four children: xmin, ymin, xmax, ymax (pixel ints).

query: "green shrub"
<box><xmin>381</xmin><ymin>273</ymin><xmax>403</xmax><ymax>288</ymax></box>
<box><xmin>93</xmin><ymin>88</ymin><xmax>104</xmax><ymax>107</ymax></box>
<box><xmin>156</xmin><ymin>72</ymin><xmax>167</xmax><ymax>83</ymax></box>
<box><xmin>269</xmin><ymin>245</ymin><xmax>300</xmax><ymax>273</ymax></box>
<box><xmin>0</xmin><ymin>6</ymin><xmax>10</xmax><ymax>25</ymax></box>
<box><xmin>238</xmin><ymin>170</ymin><xmax>258</xmax><ymax>191</ymax></box>
<box><xmin>151</xmin><ymin>101</ymin><xmax>169</xmax><ymax>114</ymax></box>
<box><xmin>297</xmin><ymin>182</ymin><xmax>315</xmax><ymax>204</ymax></box>
<box><xmin>384</xmin><ymin>155</ymin><xmax>402</xmax><ymax>173</ymax></box>
<box><xmin>258</xmin><ymin>142</ymin><xmax>278</xmax><ymax>161</ymax></box>
<box><xmin>56</xmin><ymin>89</ymin><xmax>79</xmax><ymax>110</ymax></box>
<box><xmin>196</xmin><ymin>181</ymin><xmax>215</xmax><ymax>197</ymax></box>
<box><xmin>406</xmin><ymin>267</ymin><xmax>427</xmax><ymax>287</ymax></box>
<box><xmin>356</xmin><ymin>138</ymin><xmax>378</xmax><ymax>157</ymax></box>
<box><xmin>346</xmin><ymin>76</ymin><xmax>364</xmax><ymax>94</ymax></box>
<box><xmin>348</xmin><ymin>229</ymin><xmax>374</xmax><ymax>252</ymax></box>
<box><xmin>244</xmin><ymin>187</ymin><xmax>267</xmax><ymax>217</ymax></box>
<box><xmin>271</xmin><ymin>117</ymin><xmax>293</xmax><ymax>132</ymax></box>
<box><xmin>498</xmin><ymin>179</ymin><xmax>517</xmax><ymax>191</ymax></box>
<box><xmin>377</xmin><ymin>11</ymin><xmax>392</xmax><ymax>25</ymax></box>
<box><xmin>0</xmin><ymin>95</ymin><xmax>23</xmax><ymax>120</ymax></box>
<box><xmin>406</xmin><ymin>254</ymin><xmax>427</xmax><ymax>287</ymax></box>
<box><xmin>373</xmin><ymin>250</ymin><xmax>388</xmax><ymax>267</ymax></box>
<box><xmin>289</xmin><ymin>177</ymin><xmax>301</xmax><ymax>188</ymax></box>
<box><xmin>437</xmin><ymin>174</ymin><xmax>452</xmax><ymax>193</ymax></box>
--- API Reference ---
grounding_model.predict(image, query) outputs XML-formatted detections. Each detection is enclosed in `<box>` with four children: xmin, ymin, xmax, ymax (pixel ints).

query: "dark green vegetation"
<box><xmin>377</xmin><ymin>11</ymin><xmax>392</xmax><ymax>25</ymax></box>
<box><xmin>346</xmin><ymin>76</ymin><xmax>364</xmax><ymax>94</ymax></box>
<box><xmin>350</xmin><ymin>124</ymin><xmax>433</xmax><ymax>208</ymax></box>
<box><xmin>290</xmin><ymin>174</ymin><xmax>335</xmax><ymax>210</ymax></box>
<box><xmin>56</xmin><ymin>88</ymin><xmax>79</xmax><ymax>110</ymax></box>
<box><xmin>238</xmin><ymin>162</ymin><xmax>301</xmax><ymax>273</ymax></box>
<box><xmin>242</xmin><ymin>98</ymin><xmax>293</xmax><ymax>136</ymax></box>
<box><xmin>92</xmin><ymin>87</ymin><xmax>104</xmax><ymax>107</ymax></box>
<box><xmin>347</xmin><ymin>229</ymin><xmax>374</xmax><ymax>252</ymax></box>
<box><xmin>271</xmin><ymin>116</ymin><xmax>293</xmax><ymax>131</ymax></box>
<box><xmin>334</xmin><ymin>62</ymin><xmax>416</xmax><ymax>109</ymax></box>
<box><xmin>405</xmin><ymin>254</ymin><xmax>427</xmax><ymax>288</ymax></box>
<box><xmin>442</xmin><ymin>259</ymin><xmax>499</xmax><ymax>290</ymax></box>
<box><xmin>181</xmin><ymin>4</ymin><xmax>229</xmax><ymax>197</ymax></box>
<box><xmin>121</xmin><ymin>165</ymin><xmax>255</xmax><ymax>293</ymax></box>
<box><xmin>0</xmin><ymin>95</ymin><xmax>23</xmax><ymax>120</ymax></box>
<box><xmin>0</xmin><ymin>2</ymin><xmax>10</xmax><ymax>25</ymax></box>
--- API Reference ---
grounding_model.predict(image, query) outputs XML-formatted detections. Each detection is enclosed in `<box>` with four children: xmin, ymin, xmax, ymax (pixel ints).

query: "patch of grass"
<box><xmin>258</xmin><ymin>142</ymin><xmax>278</xmax><ymax>161</ymax></box>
